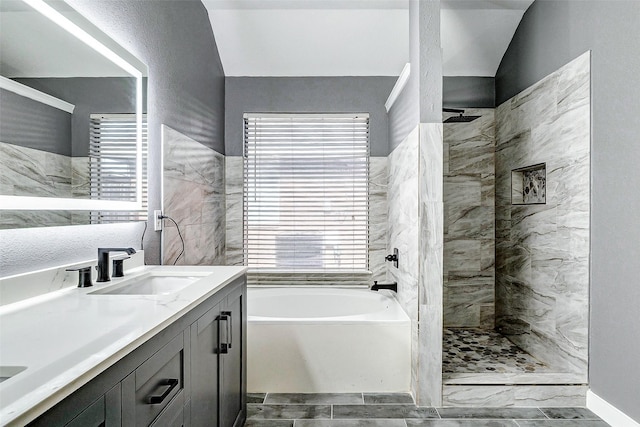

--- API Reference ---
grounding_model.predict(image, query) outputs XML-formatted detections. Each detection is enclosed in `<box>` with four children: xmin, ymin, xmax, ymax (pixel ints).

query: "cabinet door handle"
<box><xmin>218</xmin><ymin>314</ymin><xmax>229</xmax><ymax>354</ymax></box>
<box><xmin>221</xmin><ymin>310</ymin><xmax>232</xmax><ymax>349</ymax></box>
<box><xmin>146</xmin><ymin>378</ymin><xmax>179</xmax><ymax>404</ymax></box>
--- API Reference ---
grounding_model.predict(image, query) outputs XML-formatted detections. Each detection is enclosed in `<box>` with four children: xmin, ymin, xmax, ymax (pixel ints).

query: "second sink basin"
<box><xmin>89</xmin><ymin>274</ymin><xmax>202</xmax><ymax>296</ymax></box>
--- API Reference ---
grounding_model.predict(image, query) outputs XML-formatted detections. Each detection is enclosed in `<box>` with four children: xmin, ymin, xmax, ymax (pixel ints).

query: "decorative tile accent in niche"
<box><xmin>511</xmin><ymin>163</ymin><xmax>546</xmax><ymax>205</ymax></box>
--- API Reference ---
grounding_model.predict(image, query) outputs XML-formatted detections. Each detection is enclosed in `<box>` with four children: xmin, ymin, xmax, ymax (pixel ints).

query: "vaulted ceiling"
<box><xmin>203</xmin><ymin>0</ymin><xmax>534</xmax><ymax>77</ymax></box>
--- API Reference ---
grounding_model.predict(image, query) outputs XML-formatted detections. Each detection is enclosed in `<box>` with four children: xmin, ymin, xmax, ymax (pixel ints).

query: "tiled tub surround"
<box><xmin>247</xmin><ymin>287</ymin><xmax>410</xmax><ymax>393</ymax></box>
<box><xmin>245</xmin><ymin>393</ymin><xmax>608</xmax><ymax>427</ymax></box>
<box><xmin>162</xmin><ymin>125</ymin><xmax>225</xmax><ymax>265</ymax></box>
<box><xmin>495</xmin><ymin>51</ymin><xmax>590</xmax><ymax>378</ymax></box>
<box><xmin>443</xmin><ymin>109</ymin><xmax>495</xmax><ymax>329</ymax></box>
<box><xmin>388</xmin><ymin>124</ymin><xmax>444</xmax><ymax>406</ymax></box>
<box><xmin>224</xmin><ymin>156</ymin><xmax>389</xmax><ymax>285</ymax></box>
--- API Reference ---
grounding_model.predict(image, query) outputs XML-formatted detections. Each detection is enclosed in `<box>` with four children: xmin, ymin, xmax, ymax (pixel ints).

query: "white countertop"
<box><xmin>0</xmin><ymin>265</ymin><xmax>247</xmax><ymax>426</ymax></box>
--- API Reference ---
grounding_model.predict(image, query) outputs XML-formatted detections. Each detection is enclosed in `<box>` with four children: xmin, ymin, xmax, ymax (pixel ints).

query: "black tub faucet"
<box><xmin>97</xmin><ymin>248</ymin><xmax>136</xmax><ymax>282</ymax></box>
<box><xmin>370</xmin><ymin>281</ymin><xmax>398</xmax><ymax>293</ymax></box>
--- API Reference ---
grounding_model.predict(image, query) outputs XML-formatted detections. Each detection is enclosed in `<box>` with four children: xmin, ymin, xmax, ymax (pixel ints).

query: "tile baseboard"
<box><xmin>587</xmin><ymin>389</ymin><xmax>640</xmax><ymax>427</ymax></box>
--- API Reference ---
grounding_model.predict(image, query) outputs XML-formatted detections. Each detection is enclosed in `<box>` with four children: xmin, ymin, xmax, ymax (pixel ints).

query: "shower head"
<box><xmin>443</xmin><ymin>108</ymin><xmax>481</xmax><ymax>123</ymax></box>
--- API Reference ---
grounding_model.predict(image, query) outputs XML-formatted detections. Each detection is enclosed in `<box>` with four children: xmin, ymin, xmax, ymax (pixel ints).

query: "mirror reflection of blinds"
<box><xmin>243</xmin><ymin>114</ymin><xmax>369</xmax><ymax>272</ymax></box>
<box><xmin>89</xmin><ymin>114</ymin><xmax>147</xmax><ymax>223</ymax></box>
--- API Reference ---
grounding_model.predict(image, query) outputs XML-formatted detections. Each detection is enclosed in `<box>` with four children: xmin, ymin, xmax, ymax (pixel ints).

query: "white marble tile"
<box><xmin>494</xmin><ymin>52</ymin><xmax>590</xmax><ymax>376</ymax></box>
<box><xmin>442</xmin><ymin>385</ymin><xmax>587</xmax><ymax>407</ymax></box>
<box><xmin>0</xmin><ymin>141</ymin><xmax>71</xmax><ymax>198</ymax></box>
<box><xmin>162</xmin><ymin>125</ymin><xmax>225</xmax><ymax>265</ymax></box>
<box><xmin>419</xmin><ymin>123</ymin><xmax>443</xmax><ymax>203</ymax></box>
<box><xmin>71</xmin><ymin>157</ymin><xmax>90</xmax><ymax>198</ymax></box>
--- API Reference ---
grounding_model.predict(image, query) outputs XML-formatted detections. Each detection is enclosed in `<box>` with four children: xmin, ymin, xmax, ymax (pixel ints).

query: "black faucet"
<box><xmin>370</xmin><ymin>281</ymin><xmax>398</xmax><ymax>292</ymax></box>
<box><xmin>97</xmin><ymin>248</ymin><xmax>136</xmax><ymax>282</ymax></box>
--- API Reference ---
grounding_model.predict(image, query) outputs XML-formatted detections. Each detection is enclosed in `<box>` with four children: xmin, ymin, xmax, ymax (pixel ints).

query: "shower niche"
<box><xmin>511</xmin><ymin>163</ymin><xmax>546</xmax><ymax>205</ymax></box>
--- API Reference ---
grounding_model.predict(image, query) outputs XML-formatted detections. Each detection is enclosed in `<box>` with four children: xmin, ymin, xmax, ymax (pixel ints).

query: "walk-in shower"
<box><xmin>441</xmin><ymin>52</ymin><xmax>591</xmax><ymax>407</ymax></box>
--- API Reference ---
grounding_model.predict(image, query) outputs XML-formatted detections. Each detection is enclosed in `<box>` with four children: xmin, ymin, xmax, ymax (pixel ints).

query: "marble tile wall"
<box><xmin>495</xmin><ymin>51</ymin><xmax>590</xmax><ymax>377</ymax></box>
<box><xmin>162</xmin><ymin>125</ymin><xmax>225</xmax><ymax>266</ymax></box>
<box><xmin>225</xmin><ymin>156</ymin><xmax>388</xmax><ymax>285</ymax></box>
<box><xmin>225</xmin><ymin>156</ymin><xmax>244</xmax><ymax>267</ymax></box>
<box><xmin>387</xmin><ymin>127</ymin><xmax>420</xmax><ymax>398</ymax></box>
<box><xmin>0</xmin><ymin>141</ymin><xmax>77</xmax><ymax>228</ymax></box>
<box><xmin>387</xmin><ymin>123</ymin><xmax>444</xmax><ymax>407</ymax></box>
<box><xmin>417</xmin><ymin>123</ymin><xmax>444</xmax><ymax>406</ymax></box>
<box><xmin>443</xmin><ymin>109</ymin><xmax>496</xmax><ymax>329</ymax></box>
<box><xmin>0</xmin><ymin>141</ymin><xmax>71</xmax><ymax>198</ymax></box>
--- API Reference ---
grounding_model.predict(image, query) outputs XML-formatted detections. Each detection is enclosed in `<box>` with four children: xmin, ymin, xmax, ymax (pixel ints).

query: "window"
<box><xmin>243</xmin><ymin>113</ymin><xmax>369</xmax><ymax>272</ymax></box>
<box><xmin>89</xmin><ymin>113</ymin><xmax>147</xmax><ymax>223</ymax></box>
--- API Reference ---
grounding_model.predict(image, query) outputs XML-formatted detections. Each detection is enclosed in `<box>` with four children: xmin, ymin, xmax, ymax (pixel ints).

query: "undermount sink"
<box><xmin>89</xmin><ymin>274</ymin><xmax>201</xmax><ymax>296</ymax></box>
<box><xmin>0</xmin><ymin>366</ymin><xmax>27</xmax><ymax>383</ymax></box>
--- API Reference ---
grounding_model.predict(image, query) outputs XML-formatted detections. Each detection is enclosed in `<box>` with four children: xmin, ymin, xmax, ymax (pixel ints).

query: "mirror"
<box><xmin>0</xmin><ymin>0</ymin><xmax>147</xmax><ymax>228</ymax></box>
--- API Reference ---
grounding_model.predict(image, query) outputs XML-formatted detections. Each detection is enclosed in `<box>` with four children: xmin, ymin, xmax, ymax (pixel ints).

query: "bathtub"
<box><xmin>247</xmin><ymin>287</ymin><xmax>411</xmax><ymax>393</ymax></box>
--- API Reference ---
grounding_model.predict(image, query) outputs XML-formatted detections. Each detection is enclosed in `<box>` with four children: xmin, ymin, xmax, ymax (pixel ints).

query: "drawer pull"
<box><xmin>146</xmin><ymin>378</ymin><xmax>179</xmax><ymax>404</ymax></box>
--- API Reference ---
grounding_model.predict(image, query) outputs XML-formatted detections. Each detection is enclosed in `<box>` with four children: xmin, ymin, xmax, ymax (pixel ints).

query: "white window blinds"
<box><xmin>243</xmin><ymin>113</ymin><xmax>369</xmax><ymax>272</ymax></box>
<box><xmin>89</xmin><ymin>114</ymin><xmax>147</xmax><ymax>222</ymax></box>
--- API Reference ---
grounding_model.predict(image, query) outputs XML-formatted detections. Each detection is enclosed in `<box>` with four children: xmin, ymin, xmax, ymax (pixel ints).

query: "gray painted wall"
<box><xmin>224</xmin><ymin>76</ymin><xmax>396</xmax><ymax>157</ymax></box>
<box><xmin>443</xmin><ymin>77</ymin><xmax>495</xmax><ymax>109</ymax></box>
<box><xmin>496</xmin><ymin>1</ymin><xmax>640</xmax><ymax>421</ymax></box>
<box><xmin>0</xmin><ymin>0</ymin><xmax>225</xmax><ymax>275</ymax></box>
<box><xmin>0</xmin><ymin>88</ymin><xmax>71</xmax><ymax>155</ymax></box>
<box><xmin>15</xmin><ymin>77</ymin><xmax>142</xmax><ymax>156</ymax></box>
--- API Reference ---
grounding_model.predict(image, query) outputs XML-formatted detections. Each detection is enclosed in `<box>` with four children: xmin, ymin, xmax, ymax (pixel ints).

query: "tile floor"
<box><xmin>245</xmin><ymin>393</ymin><xmax>610</xmax><ymax>426</ymax></box>
<box><xmin>443</xmin><ymin>328</ymin><xmax>550</xmax><ymax>374</ymax></box>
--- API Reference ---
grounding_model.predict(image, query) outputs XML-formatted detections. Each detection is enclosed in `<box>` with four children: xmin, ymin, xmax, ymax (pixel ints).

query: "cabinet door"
<box><xmin>219</xmin><ymin>286</ymin><xmax>244</xmax><ymax>427</ymax></box>
<box><xmin>64</xmin><ymin>383</ymin><xmax>121</xmax><ymax>427</ymax></box>
<box><xmin>190</xmin><ymin>302</ymin><xmax>221</xmax><ymax>426</ymax></box>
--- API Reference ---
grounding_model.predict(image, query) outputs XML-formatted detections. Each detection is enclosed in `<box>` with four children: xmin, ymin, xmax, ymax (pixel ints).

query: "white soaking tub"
<box><xmin>247</xmin><ymin>287</ymin><xmax>411</xmax><ymax>393</ymax></box>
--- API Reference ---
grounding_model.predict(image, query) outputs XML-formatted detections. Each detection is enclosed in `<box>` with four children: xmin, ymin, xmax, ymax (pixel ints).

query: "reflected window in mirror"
<box><xmin>88</xmin><ymin>114</ymin><xmax>148</xmax><ymax>224</ymax></box>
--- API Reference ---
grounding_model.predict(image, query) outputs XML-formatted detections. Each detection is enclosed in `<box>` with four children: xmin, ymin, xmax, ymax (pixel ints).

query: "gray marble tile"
<box><xmin>332</xmin><ymin>405</ymin><xmax>438</xmax><ymax>419</ymax></box>
<box><xmin>71</xmin><ymin>156</ymin><xmax>90</xmax><ymax>198</ymax></box>
<box><xmin>407</xmin><ymin>421</ymin><xmax>518</xmax><ymax>427</ymax></box>
<box><xmin>437</xmin><ymin>407</ymin><xmax>545</xmax><ymax>419</ymax></box>
<box><xmin>539</xmin><ymin>408</ymin><xmax>600</xmax><ymax>420</ymax></box>
<box><xmin>264</xmin><ymin>394</ymin><xmax>363</xmax><ymax>405</ymax></box>
<box><xmin>419</xmin><ymin>123</ymin><xmax>443</xmax><ymax>203</ymax></box>
<box><xmin>516</xmin><ymin>422</ymin><xmax>608</xmax><ymax>427</ymax></box>
<box><xmin>248</xmin><ymin>393</ymin><xmax>267</xmax><ymax>404</ymax></box>
<box><xmin>0</xmin><ymin>141</ymin><xmax>72</xmax><ymax>198</ymax></box>
<box><xmin>442</xmin><ymin>385</ymin><xmax>587</xmax><ymax>408</ymax></box>
<box><xmin>248</xmin><ymin>404</ymin><xmax>331</xmax><ymax>420</ymax></box>
<box><xmin>363</xmin><ymin>393</ymin><xmax>414</xmax><ymax>404</ymax></box>
<box><xmin>162</xmin><ymin>125</ymin><xmax>225</xmax><ymax>266</ymax></box>
<box><xmin>295</xmin><ymin>420</ymin><xmax>407</xmax><ymax>427</ymax></box>
<box><xmin>494</xmin><ymin>52</ymin><xmax>590</xmax><ymax>380</ymax></box>
<box><xmin>246</xmin><ymin>421</ymin><xmax>294</xmax><ymax>427</ymax></box>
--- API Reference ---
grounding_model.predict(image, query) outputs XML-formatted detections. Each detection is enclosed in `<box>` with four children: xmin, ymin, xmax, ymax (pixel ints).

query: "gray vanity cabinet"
<box><xmin>191</xmin><ymin>284</ymin><xmax>246</xmax><ymax>427</ymax></box>
<box><xmin>219</xmin><ymin>286</ymin><xmax>245</xmax><ymax>427</ymax></box>
<box><xmin>27</xmin><ymin>275</ymin><xmax>246</xmax><ymax>427</ymax></box>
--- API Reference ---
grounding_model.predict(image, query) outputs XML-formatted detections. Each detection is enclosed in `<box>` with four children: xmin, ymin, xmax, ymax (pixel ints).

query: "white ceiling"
<box><xmin>204</xmin><ymin>0</ymin><xmax>534</xmax><ymax>77</ymax></box>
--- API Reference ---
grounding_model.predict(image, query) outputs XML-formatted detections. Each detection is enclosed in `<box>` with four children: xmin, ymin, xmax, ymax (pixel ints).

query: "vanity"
<box><xmin>0</xmin><ymin>259</ymin><xmax>247</xmax><ymax>427</ymax></box>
